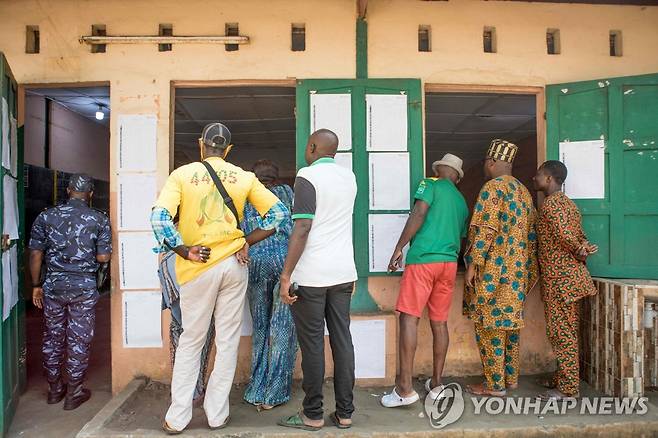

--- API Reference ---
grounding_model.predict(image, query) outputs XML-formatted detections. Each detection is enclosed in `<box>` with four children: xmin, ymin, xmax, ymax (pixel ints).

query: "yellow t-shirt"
<box><xmin>154</xmin><ymin>157</ymin><xmax>278</xmax><ymax>284</ymax></box>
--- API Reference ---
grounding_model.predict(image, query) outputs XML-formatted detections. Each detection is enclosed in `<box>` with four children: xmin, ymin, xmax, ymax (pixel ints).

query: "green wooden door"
<box><xmin>0</xmin><ymin>53</ymin><xmax>26</xmax><ymax>436</ymax></box>
<box><xmin>296</xmin><ymin>79</ymin><xmax>423</xmax><ymax>312</ymax></box>
<box><xmin>547</xmin><ymin>73</ymin><xmax>658</xmax><ymax>280</ymax></box>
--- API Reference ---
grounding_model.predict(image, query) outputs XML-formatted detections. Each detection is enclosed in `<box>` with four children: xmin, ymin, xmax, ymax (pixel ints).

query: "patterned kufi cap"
<box><xmin>68</xmin><ymin>174</ymin><xmax>94</xmax><ymax>192</ymax></box>
<box><xmin>486</xmin><ymin>139</ymin><xmax>518</xmax><ymax>163</ymax></box>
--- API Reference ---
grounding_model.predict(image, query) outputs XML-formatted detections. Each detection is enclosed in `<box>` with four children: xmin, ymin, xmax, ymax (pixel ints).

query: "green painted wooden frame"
<box><xmin>296</xmin><ymin>78</ymin><xmax>423</xmax><ymax>312</ymax></box>
<box><xmin>0</xmin><ymin>52</ymin><xmax>26</xmax><ymax>436</ymax></box>
<box><xmin>547</xmin><ymin>72</ymin><xmax>658</xmax><ymax>280</ymax></box>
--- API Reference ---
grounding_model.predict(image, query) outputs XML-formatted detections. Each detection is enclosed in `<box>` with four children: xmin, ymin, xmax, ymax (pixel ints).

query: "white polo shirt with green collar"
<box><xmin>291</xmin><ymin>157</ymin><xmax>358</xmax><ymax>288</ymax></box>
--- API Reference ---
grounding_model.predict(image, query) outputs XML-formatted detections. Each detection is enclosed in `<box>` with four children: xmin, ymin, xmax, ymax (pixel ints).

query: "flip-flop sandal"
<box><xmin>209</xmin><ymin>416</ymin><xmax>231</xmax><ymax>430</ymax></box>
<box><xmin>329</xmin><ymin>411</ymin><xmax>352</xmax><ymax>429</ymax></box>
<box><xmin>466</xmin><ymin>383</ymin><xmax>506</xmax><ymax>397</ymax></box>
<box><xmin>536</xmin><ymin>378</ymin><xmax>556</xmax><ymax>389</ymax></box>
<box><xmin>539</xmin><ymin>389</ymin><xmax>578</xmax><ymax>401</ymax></box>
<box><xmin>277</xmin><ymin>413</ymin><xmax>322</xmax><ymax>431</ymax></box>
<box><xmin>162</xmin><ymin>421</ymin><xmax>182</xmax><ymax>435</ymax></box>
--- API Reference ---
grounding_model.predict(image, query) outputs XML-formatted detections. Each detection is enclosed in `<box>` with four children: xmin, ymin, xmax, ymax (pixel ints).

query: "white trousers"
<box><xmin>165</xmin><ymin>256</ymin><xmax>248</xmax><ymax>430</ymax></box>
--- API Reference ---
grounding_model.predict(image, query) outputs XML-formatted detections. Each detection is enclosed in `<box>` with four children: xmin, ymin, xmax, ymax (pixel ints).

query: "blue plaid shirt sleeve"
<box><xmin>258</xmin><ymin>200</ymin><xmax>288</xmax><ymax>231</ymax></box>
<box><xmin>150</xmin><ymin>207</ymin><xmax>183</xmax><ymax>253</ymax></box>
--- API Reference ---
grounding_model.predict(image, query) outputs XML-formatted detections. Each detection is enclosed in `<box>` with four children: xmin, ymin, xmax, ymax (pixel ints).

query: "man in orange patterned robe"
<box><xmin>533</xmin><ymin>160</ymin><xmax>597</xmax><ymax>400</ymax></box>
<box><xmin>464</xmin><ymin>140</ymin><xmax>539</xmax><ymax>397</ymax></box>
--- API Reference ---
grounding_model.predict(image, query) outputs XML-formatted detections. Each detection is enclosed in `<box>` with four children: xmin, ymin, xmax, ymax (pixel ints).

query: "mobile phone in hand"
<box><xmin>289</xmin><ymin>282</ymin><xmax>299</xmax><ymax>299</ymax></box>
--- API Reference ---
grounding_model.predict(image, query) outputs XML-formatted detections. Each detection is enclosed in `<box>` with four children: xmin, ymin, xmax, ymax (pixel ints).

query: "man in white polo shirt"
<box><xmin>278</xmin><ymin>129</ymin><xmax>358</xmax><ymax>431</ymax></box>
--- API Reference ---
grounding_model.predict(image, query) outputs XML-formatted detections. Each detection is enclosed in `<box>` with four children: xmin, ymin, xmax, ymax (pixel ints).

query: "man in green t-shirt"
<box><xmin>381</xmin><ymin>153</ymin><xmax>469</xmax><ymax>408</ymax></box>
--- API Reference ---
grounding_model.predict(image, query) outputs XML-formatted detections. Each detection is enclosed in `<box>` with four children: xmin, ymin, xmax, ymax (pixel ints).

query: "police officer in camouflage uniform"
<box><xmin>28</xmin><ymin>174</ymin><xmax>112</xmax><ymax>410</ymax></box>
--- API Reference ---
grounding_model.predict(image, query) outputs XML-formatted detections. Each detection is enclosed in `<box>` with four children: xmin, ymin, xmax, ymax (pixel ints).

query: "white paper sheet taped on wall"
<box><xmin>118</xmin><ymin>114</ymin><xmax>157</xmax><ymax>172</ymax></box>
<box><xmin>369</xmin><ymin>152</ymin><xmax>410</xmax><ymax>210</ymax></box>
<box><xmin>559</xmin><ymin>140</ymin><xmax>605</xmax><ymax>199</ymax></box>
<box><xmin>1</xmin><ymin>98</ymin><xmax>9</xmax><ymax>170</ymax></box>
<box><xmin>3</xmin><ymin>175</ymin><xmax>19</xmax><ymax>240</ymax></box>
<box><xmin>310</xmin><ymin>93</ymin><xmax>352</xmax><ymax>151</ymax></box>
<box><xmin>2</xmin><ymin>246</ymin><xmax>18</xmax><ymax>321</ymax></box>
<box><xmin>334</xmin><ymin>152</ymin><xmax>353</xmax><ymax>171</ymax></box>
<box><xmin>366</xmin><ymin>94</ymin><xmax>408</xmax><ymax>152</ymax></box>
<box><xmin>122</xmin><ymin>291</ymin><xmax>162</xmax><ymax>348</ymax></box>
<box><xmin>369</xmin><ymin>214</ymin><xmax>409</xmax><ymax>272</ymax></box>
<box><xmin>10</xmin><ymin>117</ymin><xmax>17</xmax><ymax>177</ymax></box>
<box><xmin>118</xmin><ymin>173</ymin><xmax>157</xmax><ymax>230</ymax></box>
<box><xmin>351</xmin><ymin>319</ymin><xmax>386</xmax><ymax>378</ymax></box>
<box><xmin>119</xmin><ymin>232</ymin><xmax>160</xmax><ymax>289</ymax></box>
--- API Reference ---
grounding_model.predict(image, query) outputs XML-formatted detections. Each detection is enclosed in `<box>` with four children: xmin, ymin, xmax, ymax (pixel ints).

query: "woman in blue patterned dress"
<box><xmin>242</xmin><ymin>160</ymin><xmax>297</xmax><ymax>410</ymax></box>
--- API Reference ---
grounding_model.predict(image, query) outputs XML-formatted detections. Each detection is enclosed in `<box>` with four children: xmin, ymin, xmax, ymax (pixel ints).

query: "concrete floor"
<box><xmin>7</xmin><ymin>293</ymin><xmax>112</xmax><ymax>438</ymax></box>
<box><xmin>89</xmin><ymin>375</ymin><xmax>658</xmax><ymax>437</ymax></box>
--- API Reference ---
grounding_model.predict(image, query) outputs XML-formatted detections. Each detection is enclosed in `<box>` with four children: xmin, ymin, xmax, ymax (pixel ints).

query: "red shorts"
<box><xmin>396</xmin><ymin>262</ymin><xmax>457</xmax><ymax>322</ymax></box>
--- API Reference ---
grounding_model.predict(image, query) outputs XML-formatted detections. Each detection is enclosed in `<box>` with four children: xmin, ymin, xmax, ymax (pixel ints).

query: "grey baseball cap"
<box><xmin>201</xmin><ymin>123</ymin><xmax>231</xmax><ymax>149</ymax></box>
<box><xmin>68</xmin><ymin>174</ymin><xmax>95</xmax><ymax>192</ymax></box>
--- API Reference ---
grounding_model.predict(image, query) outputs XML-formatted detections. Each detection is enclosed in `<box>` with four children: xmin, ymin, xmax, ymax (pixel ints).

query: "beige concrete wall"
<box><xmin>2</xmin><ymin>0</ymin><xmax>658</xmax><ymax>394</ymax></box>
<box><xmin>368</xmin><ymin>0</ymin><xmax>658</xmax><ymax>85</ymax></box>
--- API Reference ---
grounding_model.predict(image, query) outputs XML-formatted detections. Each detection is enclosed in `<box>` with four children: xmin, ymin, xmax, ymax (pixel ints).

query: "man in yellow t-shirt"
<box><xmin>150</xmin><ymin>123</ymin><xmax>286</xmax><ymax>433</ymax></box>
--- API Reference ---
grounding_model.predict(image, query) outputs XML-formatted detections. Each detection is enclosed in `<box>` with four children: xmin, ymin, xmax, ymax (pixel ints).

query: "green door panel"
<box><xmin>0</xmin><ymin>52</ymin><xmax>26</xmax><ymax>436</ymax></box>
<box><xmin>296</xmin><ymin>79</ymin><xmax>423</xmax><ymax>313</ymax></box>
<box><xmin>547</xmin><ymin>73</ymin><xmax>658</xmax><ymax>280</ymax></box>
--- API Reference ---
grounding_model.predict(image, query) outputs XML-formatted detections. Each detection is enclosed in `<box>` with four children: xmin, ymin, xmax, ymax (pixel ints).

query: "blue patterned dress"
<box><xmin>242</xmin><ymin>184</ymin><xmax>297</xmax><ymax>406</ymax></box>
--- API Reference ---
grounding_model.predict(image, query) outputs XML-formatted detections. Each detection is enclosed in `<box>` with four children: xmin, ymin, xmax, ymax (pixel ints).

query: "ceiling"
<box><xmin>425</xmin><ymin>92</ymin><xmax>536</xmax><ymax>173</ymax></box>
<box><xmin>174</xmin><ymin>86</ymin><xmax>297</xmax><ymax>176</ymax></box>
<box><xmin>26</xmin><ymin>87</ymin><xmax>110</xmax><ymax>127</ymax></box>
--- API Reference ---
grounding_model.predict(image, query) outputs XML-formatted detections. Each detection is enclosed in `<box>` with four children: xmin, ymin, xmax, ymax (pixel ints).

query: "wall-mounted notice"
<box><xmin>118</xmin><ymin>114</ymin><xmax>157</xmax><ymax>172</ymax></box>
<box><xmin>119</xmin><ymin>232</ymin><xmax>160</xmax><ymax>289</ymax></box>
<box><xmin>334</xmin><ymin>152</ymin><xmax>353</xmax><ymax>171</ymax></box>
<box><xmin>118</xmin><ymin>173</ymin><xmax>158</xmax><ymax>230</ymax></box>
<box><xmin>310</xmin><ymin>93</ymin><xmax>352</xmax><ymax>151</ymax></box>
<box><xmin>369</xmin><ymin>214</ymin><xmax>408</xmax><ymax>272</ymax></box>
<box><xmin>2</xmin><ymin>246</ymin><xmax>18</xmax><ymax>321</ymax></box>
<box><xmin>3</xmin><ymin>175</ymin><xmax>19</xmax><ymax>240</ymax></box>
<box><xmin>1</xmin><ymin>98</ymin><xmax>9</xmax><ymax>170</ymax></box>
<box><xmin>369</xmin><ymin>152</ymin><xmax>410</xmax><ymax>210</ymax></box>
<box><xmin>559</xmin><ymin>140</ymin><xmax>605</xmax><ymax>199</ymax></box>
<box><xmin>351</xmin><ymin>319</ymin><xmax>386</xmax><ymax>378</ymax></box>
<box><xmin>366</xmin><ymin>94</ymin><xmax>408</xmax><ymax>152</ymax></box>
<box><xmin>10</xmin><ymin>117</ymin><xmax>17</xmax><ymax>177</ymax></box>
<box><xmin>122</xmin><ymin>291</ymin><xmax>162</xmax><ymax>348</ymax></box>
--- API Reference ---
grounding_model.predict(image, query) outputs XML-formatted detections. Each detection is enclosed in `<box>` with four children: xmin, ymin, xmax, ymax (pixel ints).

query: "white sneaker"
<box><xmin>380</xmin><ymin>387</ymin><xmax>420</xmax><ymax>408</ymax></box>
<box><xmin>425</xmin><ymin>378</ymin><xmax>446</xmax><ymax>400</ymax></box>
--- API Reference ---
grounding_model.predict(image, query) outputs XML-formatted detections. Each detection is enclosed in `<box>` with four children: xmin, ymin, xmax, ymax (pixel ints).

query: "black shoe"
<box><xmin>47</xmin><ymin>382</ymin><xmax>67</xmax><ymax>404</ymax></box>
<box><xmin>63</xmin><ymin>385</ymin><xmax>91</xmax><ymax>410</ymax></box>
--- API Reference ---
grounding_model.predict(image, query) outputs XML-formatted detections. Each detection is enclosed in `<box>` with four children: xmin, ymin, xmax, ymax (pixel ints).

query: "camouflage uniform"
<box><xmin>29</xmin><ymin>198</ymin><xmax>112</xmax><ymax>387</ymax></box>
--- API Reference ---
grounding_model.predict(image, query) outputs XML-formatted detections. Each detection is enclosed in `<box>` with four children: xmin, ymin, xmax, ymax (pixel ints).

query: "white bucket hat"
<box><xmin>432</xmin><ymin>153</ymin><xmax>464</xmax><ymax>179</ymax></box>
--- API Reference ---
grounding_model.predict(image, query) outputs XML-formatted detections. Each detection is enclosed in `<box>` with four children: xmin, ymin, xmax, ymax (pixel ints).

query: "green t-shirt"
<box><xmin>405</xmin><ymin>178</ymin><xmax>469</xmax><ymax>265</ymax></box>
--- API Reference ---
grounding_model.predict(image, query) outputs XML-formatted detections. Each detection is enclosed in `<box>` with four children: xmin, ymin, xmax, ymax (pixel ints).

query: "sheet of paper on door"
<box><xmin>351</xmin><ymin>319</ymin><xmax>386</xmax><ymax>378</ymax></box>
<box><xmin>366</xmin><ymin>94</ymin><xmax>407</xmax><ymax>152</ymax></box>
<box><xmin>1</xmin><ymin>98</ymin><xmax>9</xmax><ymax>170</ymax></box>
<box><xmin>3</xmin><ymin>175</ymin><xmax>19</xmax><ymax>239</ymax></box>
<box><xmin>119</xmin><ymin>232</ymin><xmax>160</xmax><ymax>289</ymax></box>
<box><xmin>118</xmin><ymin>173</ymin><xmax>157</xmax><ymax>230</ymax></box>
<box><xmin>369</xmin><ymin>214</ymin><xmax>409</xmax><ymax>272</ymax></box>
<box><xmin>310</xmin><ymin>93</ymin><xmax>352</xmax><ymax>151</ymax></box>
<box><xmin>2</xmin><ymin>246</ymin><xmax>18</xmax><ymax>321</ymax></box>
<box><xmin>559</xmin><ymin>140</ymin><xmax>605</xmax><ymax>199</ymax></box>
<box><xmin>118</xmin><ymin>114</ymin><xmax>157</xmax><ymax>172</ymax></box>
<box><xmin>369</xmin><ymin>152</ymin><xmax>409</xmax><ymax>210</ymax></box>
<box><xmin>334</xmin><ymin>152</ymin><xmax>353</xmax><ymax>171</ymax></box>
<box><xmin>10</xmin><ymin>117</ymin><xmax>17</xmax><ymax>176</ymax></box>
<box><xmin>122</xmin><ymin>291</ymin><xmax>162</xmax><ymax>348</ymax></box>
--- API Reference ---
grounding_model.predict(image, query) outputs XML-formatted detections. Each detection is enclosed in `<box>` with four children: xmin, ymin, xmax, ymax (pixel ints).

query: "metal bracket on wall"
<box><xmin>79</xmin><ymin>35</ymin><xmax>249</xmax><ymax>45</ymax></box>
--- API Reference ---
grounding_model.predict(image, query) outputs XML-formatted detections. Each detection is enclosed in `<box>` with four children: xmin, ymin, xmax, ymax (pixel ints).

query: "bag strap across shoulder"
<box><xmin>201</xmin><ymin>160</ymin><xmax>242</xmax><ymax>231</ymax></box>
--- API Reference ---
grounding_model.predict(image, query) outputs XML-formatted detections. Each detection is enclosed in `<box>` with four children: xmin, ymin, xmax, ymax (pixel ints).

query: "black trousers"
<box><xmin>291</xmin><ymin>282</ymin><xmax>355</xmax><ymax>420</ymax></box>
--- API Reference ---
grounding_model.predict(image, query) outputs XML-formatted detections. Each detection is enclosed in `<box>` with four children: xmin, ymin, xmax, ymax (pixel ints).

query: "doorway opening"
<box><xmin>424</xmin><ymin>90</ymin><xmax>539</xmax><ymax>209</ymax></box>
<box><xmin>172</xmin><ymin>83</ymin><xmax>297</xmax><ymax>186</ymax></box>
<box><xmin>424</xmin><ymin>88</ymin><xmax>540</xmax><ymax>267</ymax></box>
<box><xmin>12</xmin><ymin>84</ymin><xmax>112</xmax><ymax>434</ymax></box>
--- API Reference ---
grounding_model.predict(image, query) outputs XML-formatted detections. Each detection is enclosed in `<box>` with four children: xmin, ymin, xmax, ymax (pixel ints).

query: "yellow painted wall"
<box><xmin>1</xmin><ymin>0</ymin><xmax>658</xmax><ymax>394</ymax></box>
